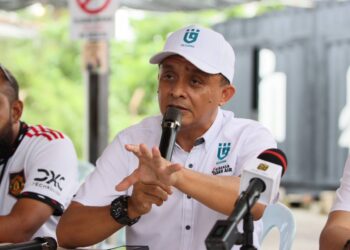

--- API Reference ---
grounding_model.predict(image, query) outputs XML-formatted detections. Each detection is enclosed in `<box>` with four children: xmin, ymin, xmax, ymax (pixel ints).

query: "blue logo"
<box><xmin>183</xmin><ymin>29</ymin><xmax>200</xmax><ymax>44</ymax></box>
<box><xmin>217</xmin><ymin>143</ymin><xmax>231</xmax><ymax>161</ymax></box>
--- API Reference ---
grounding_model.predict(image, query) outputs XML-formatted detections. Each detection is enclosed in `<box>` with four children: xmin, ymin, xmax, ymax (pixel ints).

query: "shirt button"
<box><xmin>187</xmin><ymin>195</ymin><xmax>191</xmax><ymax>199</ymax></box>
<box><xmin>185</xmin><ymin>225</ymin><xmax>191</xmax><ymax>230</ymax></box>
<box><xmin>188</xmin><ymin>163</ymin><xmax>193</xmax><ymax>168</ymax></box>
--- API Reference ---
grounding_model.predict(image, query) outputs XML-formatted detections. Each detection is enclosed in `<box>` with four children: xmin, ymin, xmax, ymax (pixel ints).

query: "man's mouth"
<box><xmin>168</xmin><ymin>104</ymin><xmax>188</xmax><ymax>111</ymax></box>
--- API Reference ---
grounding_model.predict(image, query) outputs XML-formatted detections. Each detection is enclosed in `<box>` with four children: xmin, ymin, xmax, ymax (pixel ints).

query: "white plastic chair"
<box><xmin>259</xmin><ymin>202</ymin><xmax>296</xmax><ymax>250</ymax></box>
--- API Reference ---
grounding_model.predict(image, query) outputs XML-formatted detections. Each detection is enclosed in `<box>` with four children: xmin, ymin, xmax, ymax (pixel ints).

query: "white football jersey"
<box><xmin>0</xmin><ymin>124</ymin><xmax>79</xmax><ymax>239</ymax></box>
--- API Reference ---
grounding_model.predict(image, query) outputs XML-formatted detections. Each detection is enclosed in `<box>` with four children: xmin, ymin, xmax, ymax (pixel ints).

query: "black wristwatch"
<box><xmin>110</xmin><ymin>195</ymin><xmax>140</xmax><ymax>226</ymax></box>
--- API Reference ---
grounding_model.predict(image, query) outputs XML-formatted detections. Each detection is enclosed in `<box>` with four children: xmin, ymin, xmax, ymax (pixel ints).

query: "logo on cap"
<box><xmin>183</xmin><ymin>29</ymin><xmax>200</xmax><ymax>44</ymax></box>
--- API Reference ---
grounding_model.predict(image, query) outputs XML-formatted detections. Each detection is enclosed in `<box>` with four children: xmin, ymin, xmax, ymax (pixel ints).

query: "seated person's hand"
<box><xmin>116</xmin><ymin>144</ymin><xmax>182</xmax><ymax>191</ymax></box>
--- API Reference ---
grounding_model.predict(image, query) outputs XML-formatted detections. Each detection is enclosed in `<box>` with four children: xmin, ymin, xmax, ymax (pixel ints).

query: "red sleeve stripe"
<box><xmin>30</xmin><ymin>126</ymin><xmax>65</xmax><ymax>137</ymax></box>
<box><xmin>25</xmin><ymin>125</ymin><xmax>65</xmax><ymax>141</ymax></box>
<box><xmin>38</xmin><ymin>125</ymin><xmax>47</xmax><ymax>132</ymax></box>
<box><xmin>31</xmin><ymin>126</ymin><xmax>39</xmax><ymax>134</ymax></box>
<box><xmin>39</xmin><ymin>133</ymin><xmax>53</xmax><ymax>141</ymax></box>
<box><xmin>32</xmin><ymin>131</ymin><xmax>53</xmax><ymax>141</ymax></box>
<box><xmin>49</xmin><ymin>131</ymin><xmax>59</xmax><ymax>139</ymax></box>
<box><xmin>57</xmin><ymin>131</ymin><xmax>64</xmax><ymax>139</ymax></box>
<box><xmin>49</xmin><ymin>129</ymin><xmax>64</xmax><ymax>139</ymax></box>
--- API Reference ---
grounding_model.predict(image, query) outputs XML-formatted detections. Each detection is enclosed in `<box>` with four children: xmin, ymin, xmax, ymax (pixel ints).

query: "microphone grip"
<box><xmin>159</xmin><ymin>127</ymin><xmax>177</xmax><ymax>161</ymax></box>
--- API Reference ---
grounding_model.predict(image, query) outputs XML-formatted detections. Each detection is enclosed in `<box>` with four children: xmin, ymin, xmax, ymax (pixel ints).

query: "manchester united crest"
<box><xmin>9</xmin><ymin>170</ymin><xmax>25</xmax><ymax>198</ymax></box>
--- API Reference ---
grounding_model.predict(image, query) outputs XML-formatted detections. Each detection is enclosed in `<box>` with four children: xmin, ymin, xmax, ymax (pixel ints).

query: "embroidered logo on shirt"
<box><xmin>9</xmin><ymin>170</ymin><xmax>25</xmax><ymax>198</ymax></box>
<box><xmin>216</xmin><ymin>142</ymin><xmax>231</xmax><ymax>164</ymax></box>
<box><xmin>212</xmin><ymin>165</ymin><xmax>233</xmax><ymax>175</ymax></box>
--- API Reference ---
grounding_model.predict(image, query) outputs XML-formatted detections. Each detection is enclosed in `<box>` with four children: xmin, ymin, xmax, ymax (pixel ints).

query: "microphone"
<box><xmin>0</xmin><ymin>237</ymin><xmax>57</xmax><ymax>250</ymax></box>
<box><xmin>159</xmin><ymin>106</ymin><xmax>182</xmax><ymax>161</ymax></box>
<box><xmin>239</xmin><ymin>148</ymin><xmax>287</xmax><ymax>205</ymax></box>
<box><xmin>205</xmin><ymin>148</ymin><xmax>287</xmax><ymax>250</ymax></box>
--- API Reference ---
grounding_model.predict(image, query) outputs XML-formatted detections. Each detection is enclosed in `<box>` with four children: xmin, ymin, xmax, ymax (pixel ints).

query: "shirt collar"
<box><xmin>195</xmin><ymin>108</ymin><xmax>225</xmax><ymax>151</ymax></box>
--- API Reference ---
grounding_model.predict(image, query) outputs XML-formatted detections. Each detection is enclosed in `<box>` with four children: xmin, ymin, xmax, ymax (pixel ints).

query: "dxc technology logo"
<box><xmin>217</xmin><ymin>142</ymin><xmax>231</xmax><ymax>161</ymax></box>
<box><xmin>34</xmin><ymin>169</ymin><xmax>65</xmax><ymax>191</ymax></box>
<box><xmin>183</xmin><ymin>28</ymin><xmax>200</xmax><ymax>44</ymax></box>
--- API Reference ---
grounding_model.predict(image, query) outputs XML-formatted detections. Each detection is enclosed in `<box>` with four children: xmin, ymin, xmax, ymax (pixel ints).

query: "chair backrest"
<box><xmin>259</xmin><ymin>202</ymin><xmax>296</xmax><ymax>250</ymax></box>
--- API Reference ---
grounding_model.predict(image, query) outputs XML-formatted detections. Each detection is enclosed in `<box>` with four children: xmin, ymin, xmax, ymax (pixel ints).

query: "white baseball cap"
<box><xmin>149</xmin><ymin>24</ymin><xmax>235</xmax><ymax>83</ymax></box>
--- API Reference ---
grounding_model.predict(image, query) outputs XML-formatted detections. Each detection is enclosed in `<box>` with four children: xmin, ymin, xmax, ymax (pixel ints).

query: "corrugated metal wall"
<box><xmin>215</xmin><ymin>1</ymin><xmax>350</xmax><ymax>192</ymax></box>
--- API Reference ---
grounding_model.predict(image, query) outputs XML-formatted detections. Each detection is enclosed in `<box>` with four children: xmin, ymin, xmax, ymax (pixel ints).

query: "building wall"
<box><xmin>215</xmin><ymin>1</ymin><xmax>350</xmax><ymax>192</ymax></box>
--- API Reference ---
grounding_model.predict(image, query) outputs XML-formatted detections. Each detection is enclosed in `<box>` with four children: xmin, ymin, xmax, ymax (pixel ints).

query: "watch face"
<box><xmin>114</xmin><ymin>201</ymin><xmax>124</xmax><ymax>218</ymax></box>
<box><xmin>111</xmin><ymin>195</ymin><xmax>140</xmax><ymax>226</ymax></box>
<box><xmin>113</xmin><ymin>199</ymin><xmax>126</xmax><ymax>219</ymax></box>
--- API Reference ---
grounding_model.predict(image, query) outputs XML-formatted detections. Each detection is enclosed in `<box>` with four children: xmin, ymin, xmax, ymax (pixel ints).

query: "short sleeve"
<box><xmin>73</xmin><ymin>135</ymin><xmax>133</xmax><ymax>206</ymax></box>
<box><xmin>332</xmin><ymin>156</ymin><xmax>350</xmax><ymax>211</ymax></box>
<box><xmin>20</xmin><ymin>137</ymin><xmax>78</xmax><ymax>215</ymax></box>
<box><xmin>235</xmin><ymin>123</ymin><xmax>277</xmax><ymax>175</ymax></box>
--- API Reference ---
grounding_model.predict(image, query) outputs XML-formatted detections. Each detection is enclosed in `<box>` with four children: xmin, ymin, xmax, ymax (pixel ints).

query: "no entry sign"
<box><xmin>69</xmin><ymin>0</ymin><xmax>119</xmax><ymax>40</ymax></box>
<box><xmin>77</xmin><ymin>0</ymin><xmax>112</xmax><ymax>14</ymax></box>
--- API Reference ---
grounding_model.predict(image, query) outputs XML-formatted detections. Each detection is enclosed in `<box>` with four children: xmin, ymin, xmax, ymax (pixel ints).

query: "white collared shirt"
<box><xmin>74</xmin><ymin>109</ymin><xmax>276</xmax><ymax>250</ymax></box>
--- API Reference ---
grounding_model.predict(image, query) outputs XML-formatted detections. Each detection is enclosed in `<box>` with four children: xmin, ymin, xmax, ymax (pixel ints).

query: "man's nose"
<box><xmin>170</xmin><ymin>82</ymin><xmax>185</xmax><ymax>97</ymax></box>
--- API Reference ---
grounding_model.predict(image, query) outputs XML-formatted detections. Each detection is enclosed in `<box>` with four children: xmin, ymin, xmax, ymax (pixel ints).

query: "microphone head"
<box><xmin>258</xmin><ymin>148</ymin><xmax>287</xmax><ymax>176</ymax></box>
<box><xmin>162</xmin><ymin>106</ymin><xmax>182</xmax><ymax>127</ymax></box>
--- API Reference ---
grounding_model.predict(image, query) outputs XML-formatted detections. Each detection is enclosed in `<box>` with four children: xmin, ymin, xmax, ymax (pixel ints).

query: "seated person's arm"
<box><xmin>174</xmin><ymin>169</ymin><xmax>266</xmax><ymax>220</ymax></box>
<box><xmin>57</xmin><ymin>181</ymin><xmax>171</xmax><ymax>248</ymax></box>
<box><xmin>0</xmin><ymin>198</ymin><xmax>53</xmax><ymax>243</ymax></box>
<box><xmin>320</xmin><ymin>210</ymin><xmax>350</xmax><ymax>250</ymax></box>
<box><xmin>57</xmin><ymin>201</ymin><xmax>123</xmax><ymax>248</ymax></box>
<box><xmin>118</xmin><ymin>144</ymin><xmax>266</xmax><ymax>220</ymax></box>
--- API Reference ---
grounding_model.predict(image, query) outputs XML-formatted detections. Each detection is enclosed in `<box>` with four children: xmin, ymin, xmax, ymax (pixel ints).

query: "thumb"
<box><xmin>115</xmin><ymin>170</ymin><xmax>140</xmax><ymax>191</ymax></box>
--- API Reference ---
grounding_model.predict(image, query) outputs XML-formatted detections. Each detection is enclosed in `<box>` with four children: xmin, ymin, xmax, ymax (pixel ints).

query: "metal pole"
<box><xmin>83</xmin><ymin>41</ymin><xmax>109</xmax><ymax>164</ymax></box>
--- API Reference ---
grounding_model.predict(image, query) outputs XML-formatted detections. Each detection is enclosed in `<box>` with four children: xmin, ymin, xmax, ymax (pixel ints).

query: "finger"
<box><xmin>144</xmin><ymin>184</ymin><xmax>170</xmax><ymax>201</ymax></box>
<box><xmin>155</xmin><ymin>181</ymin><xmax>173</xmax><ymax>195</ymax></box>
<box><xmin>164</xmin><ymin>163</ymin><xmax>182</xmax><ymax>175</ymax></box>
<box><xmin>125</xmin><ymin>144</ymin><xmax>142</xmax><ymax>157</ymax></box>
<box><xmin>140</xmin><ymin>144</ymin><xmax>153</xmax><ymax>158</ymax></box>
<box><xmin>133</xmin><ymin>183</ymin><xmax>166</xmax><ymax>207</ymax></box>
<box><xmin>115</xmin><ymin>170</ymin><xmax>140</xmax><ymax>191</ymax></box>
<box><xmin>141</xmin><ymin>193</ymin><xmax>164</xmax><ymax>207</ymax></box>
<box><xmin>152</xmin><ymin>146</ymin><xmax>161</xmax><ymax>158</ymax></box>
<box><xmin>142</xmin><ymin>188</ymin><xmax>169</xmax><ymax>206</ymax></box>
<box><xmin>151</xmin><ymin>146</ymin><xmax>170</xmax><ymax>169</ymax></box>
<box><xmin>139</xmin><ymin>179</ymin><xmax>173</xmax><ymax>195</ymax></box>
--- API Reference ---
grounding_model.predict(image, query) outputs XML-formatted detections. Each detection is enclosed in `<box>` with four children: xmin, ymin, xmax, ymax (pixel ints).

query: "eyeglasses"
<box><xmin>0</xmin><ymin>64</ymin><xmax>13</xmax><ymax>84</ymax></box>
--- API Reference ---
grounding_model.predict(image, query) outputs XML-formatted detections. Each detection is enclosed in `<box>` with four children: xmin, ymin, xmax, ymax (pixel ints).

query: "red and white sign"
<box><xmin>69</xmin><ymin>0</ymin><xmax>119</xmax><ymax>40</ymax></box>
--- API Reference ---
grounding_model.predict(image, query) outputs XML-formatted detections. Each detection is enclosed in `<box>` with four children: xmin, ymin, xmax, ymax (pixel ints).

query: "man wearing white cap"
<box><xmin>57</xmin><ymin>24</ymin><xmax>276</xmax><ymax>250</ymax></box>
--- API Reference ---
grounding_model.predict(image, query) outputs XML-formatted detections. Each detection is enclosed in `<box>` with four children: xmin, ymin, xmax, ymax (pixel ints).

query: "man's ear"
<box><xmin>11</xmin><ymin>100</ymin><xmax>23</xmax><ymax>123</ymax></box>
<box><xmin>219</xmin><ymin>85</ymin><xmax>236</xmax><ymax>106</ymax></box>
